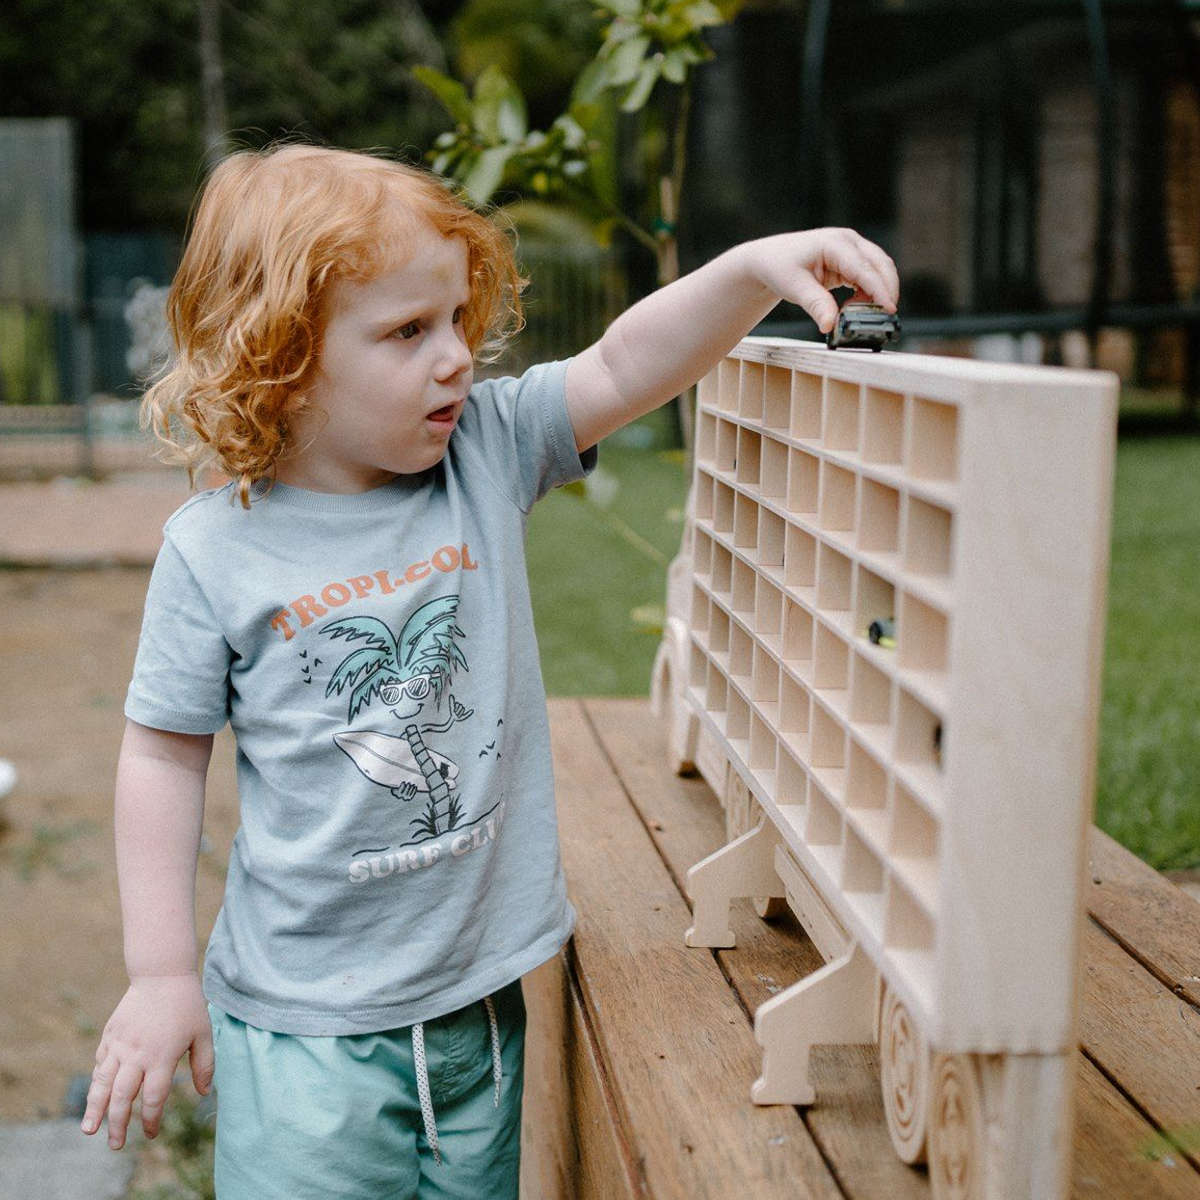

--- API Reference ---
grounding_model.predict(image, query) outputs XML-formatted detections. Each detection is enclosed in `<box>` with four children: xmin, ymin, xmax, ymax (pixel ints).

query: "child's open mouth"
<box><xmin>427</xmin><ymin>404</ymin><xmax>457</xmax><ymax>428</ymax></box>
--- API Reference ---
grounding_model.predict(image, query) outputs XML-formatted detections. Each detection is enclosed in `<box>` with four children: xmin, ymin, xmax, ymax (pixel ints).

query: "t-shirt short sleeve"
<box><xmin>460</xmin><ymin>359</ymin><xmax>597</xmax><ymax>512</ymax></box>
<box><xmin>125</xmin><ymin>533</ymin><xmax>232</xmax><ymax>734</ymax></box>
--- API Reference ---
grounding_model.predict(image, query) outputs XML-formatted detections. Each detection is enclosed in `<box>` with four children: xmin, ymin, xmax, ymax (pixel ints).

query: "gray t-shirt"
<box><xmin>126</xmin><ymin>360</ymin><xmax>595</xmax><ymax>1034</ymax></box>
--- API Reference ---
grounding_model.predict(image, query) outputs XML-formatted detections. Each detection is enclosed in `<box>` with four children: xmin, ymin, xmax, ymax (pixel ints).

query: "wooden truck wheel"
<box><xmin>927</xmin><ymin>1053</ymin><xmax>986</xmax><ymax>1200</ymax></box>
<box><xmin>877</xmin><ymin>985</ymin><xmax>928</xmax><ymax>1163</ymax></box>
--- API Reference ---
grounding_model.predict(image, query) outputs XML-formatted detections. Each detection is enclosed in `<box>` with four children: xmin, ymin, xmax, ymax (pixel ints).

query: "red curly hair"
<box><xmin>143</xmin><ymin>143</ymin><xmax>525</xmax><ymax>506</ymax></box>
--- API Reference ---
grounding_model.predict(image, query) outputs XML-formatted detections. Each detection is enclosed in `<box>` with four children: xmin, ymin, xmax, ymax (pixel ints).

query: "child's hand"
<box><xmin>81</xmin><ymin>973</ymin><xmax>213</xmax><ymax>1150</ymax></box>
<box><xmin>738</xmin><ymin>228</ymin><xmax>900</xmax><ymax>335</ymax></box>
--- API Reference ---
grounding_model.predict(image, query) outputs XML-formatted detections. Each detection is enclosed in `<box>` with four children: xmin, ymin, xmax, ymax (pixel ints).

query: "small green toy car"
<box><xmin>827</xmin><ymin>302</ymin><xmax>900</xmax><ymax>352</ymax></box>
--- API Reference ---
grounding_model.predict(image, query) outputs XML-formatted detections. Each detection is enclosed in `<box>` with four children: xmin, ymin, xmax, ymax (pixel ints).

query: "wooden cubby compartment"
<box><xmin>693</xmin><ymin>473</ymin><xmax>712</xmax><ymax>526</ymax></box>
<box><xmin>734</xmin><ymin>492</ymin><xmax>759</xmax><ymax>553</ymax></box>
<box><xmin>729</xmin><ymin>622</ymin><xmax>754</xmax><ymax>684</ymax></box>
<box><xmin>824</xmin><ymin>378</ymin><xmax>861</xmax><ymax>452</ymax></box>
<box><xmin>783</xmin><ymin>599</ymin><xmax>813</xmax><ymax>673</ymax></box>
<box><xmin>791</xmin><ymin>372</ymin><xmax>822</xmax><ymax>440</ymax></box>
<box><xmin>785</xmin><ymin>525</ymin><xmax>817</xmax><ymax>593</ymax></box>
<box><xmin>711</xmin><ymin>541</ymin><xmax>733</xmax><ymax>599</ymax></box>
<box><xmin>714</xmin><ymin>480</ymin><xmax>735</xmax><ymax>534</ymax></box>
<box><xmin>737</xmin><ymin>427</ymin><xmax>762</xmax><ymax>488</ymax></box>
<box><xmin>758</xmin><ymin>508</ymin><xmax>786</xmax><ymax>570</ymax></box>
<box><xmin>862</xmin><ymin>387</ymin><xmax>905</xmax><ymax>465</ymax></box>
<box><xmin>779</xmin><ymin>672</ymin><xmax>810</xmax><ymax>756</ymax></box>
<box><xmin>813</xmin><ymin>622</ymin><xmax>850</xmax><ymax>693</ymax></box>
<box><xmin>732</xmin><ymin>556</ymin><xmax>756</xmax><ymax>615</ymax></box>
<box><xmin>889</xmin><ymin>780</ymin><xmax>940</xmax><ymax>912</ymax></box>
<box><xmin>897</xmin><ymin>591</ymin><xmax>949</xmax><ymax>674</ymax></box>
<box><xmin>761</xmin><ymin>437</ymin><xmax>788</xmax><ymax>500</ymax></box>
<box><xmin>740</xmin><ymin>360</ymin><xmax>765</xmax><ymax>422</ymax></box>
<box><xmin>706</xmin><ymin>661</ymin><xmax>728</xmax><ymax>718</ymax></box>
<box><xmin>810</xmin><ymin>700</ymin><xmax>846</xmax><ymax>772</ymax></box>
<box><xmin>755</xmin><ymin>577</ymin><xmax>784</xmax><ymax>646</ymax></box>
<box><xmin>855</xmin><ymin>566</ymin><xmax>896</xmax><ymax>647</ymax></box>
<box><xmin>846</xmin><ymin>740</ymin><xmax>888</xmax><ymax>828</ymax></box>
<box><xmin>816</xmin><ymin>544</ymin><xmax>853</xmax><ymax>613</ymax></box>
<box><xmin>850</xmin><ymin>652</ymin><xmax>892</xmax><ymax>730</ymax></box>
<box><xmin>819</xmin><ymin>461</ymin><xmax>856</xmax><ymax>533</ymax></box>
<box><xmin>896</xmin><ymin>688</ymin><xmax>942</xmax><ymax>780</ymax></box>
<box><xmin>908</xmin><ymin>396</ymin><xmax>959</xmax><ymax>482</ymax></box>
<box><xmin>749</xmin><ymin>707</ymin><xmax>776</xmax><ymax>773</ymax></box>
<box><xmin>716</xmin><ymin>418</ymin><xmax>738</xmax><ymax>474</ymax></box>
<box><xmin>859</xmin><ymin>478</ymin><xmax>901</xmax><ymax>558</ymax></box>
<box><xmin>727</xmin><ymin>687</ymin><xmax>751</xmax><ymax>745</ymax></box>
<box><xmin>689</xmin><ymin>583</ymin><xmax>709</xmax><ymax>635</ymax></box>
<box><xmin>904</xmin><ymin>496</ymin><xmax>954</xmax><ymax>578</ymax></box>
<box><xmin>778</xmin><ymin>747</ymin><xmax>808</xmax><ymax>808</ymax></box>
<box><xmin>696</xmin><ymin>409</ymin><xmax>717</xmax><ymax>465</ymax></box>
<box><xmin>709</xmin><ymin>604</ymin><xmax>731</xmax><ymax>662</ymax></box>
<box><xmin>788</xmin><ymin>448</ymin><xmax>819</xmax><ymax>514</ymax></box>
<box><xmin>763</xmin><ymin>366</ymin><xmax>791</xmax><ymax>430</ymax></box>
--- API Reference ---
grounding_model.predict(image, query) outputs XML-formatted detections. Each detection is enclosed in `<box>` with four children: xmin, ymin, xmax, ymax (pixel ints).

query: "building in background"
<box><xmin>682</xmin><ymin>1</ymin><xmax>1199</xmax><ymax>406</ymax></box>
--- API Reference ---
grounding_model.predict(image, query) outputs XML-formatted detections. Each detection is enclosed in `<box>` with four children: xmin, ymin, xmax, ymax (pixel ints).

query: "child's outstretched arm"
<box><xmin>565</xmin><ymin>227</ymin><xmax>898</xmax><ymax>451</ymax></box>
<box><xmin>81</xmin><ymin>720</ymin><xmax>215</xmax><ymax>1150</ymax></box>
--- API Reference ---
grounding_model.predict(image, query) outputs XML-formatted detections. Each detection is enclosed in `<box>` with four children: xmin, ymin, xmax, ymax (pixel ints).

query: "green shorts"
<box><xmin>207</xmin><ymin>979</ymin><xmax>525</xmax><ymax>1200</ymax></box>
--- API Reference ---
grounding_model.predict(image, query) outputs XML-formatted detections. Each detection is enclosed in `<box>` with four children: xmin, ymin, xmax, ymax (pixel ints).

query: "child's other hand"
<box><xmin>741</xmin><ymin>229</ymin><xmax>899</xmax><ymax>335</ymax></box>
<box><xmin>81</xmin><ymin>973</ymin><xmax>213</xmax><ymax>1150</ymax></box>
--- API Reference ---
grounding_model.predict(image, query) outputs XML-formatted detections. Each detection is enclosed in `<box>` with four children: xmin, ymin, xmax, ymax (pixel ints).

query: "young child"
<box><xmin>81</xmin><ymin>143</ymin><xmax>897</xmax><ymax>1198</ymax></box>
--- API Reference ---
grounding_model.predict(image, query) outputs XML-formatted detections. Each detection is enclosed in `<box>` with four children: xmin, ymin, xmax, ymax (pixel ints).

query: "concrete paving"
<box><xmin>0</xmin><ymin>1120</ymin><xmax>137</xmax><ymax>1199</ymax></box>
<box><xmin>0</xmin><ymin>469</ymin><xmax>193</xmax><ymax>567</ymax></box>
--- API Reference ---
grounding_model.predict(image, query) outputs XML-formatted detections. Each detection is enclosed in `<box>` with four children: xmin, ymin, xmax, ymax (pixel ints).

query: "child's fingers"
<box><xmin>80</xmin><ymin>1058</ymin><xmax>116</xmax><ymax>1136</ymax></box>
<box><xmin>190</xmin><ymin>1026</ymin><xmax>215</xmax><ymax>1096</ymax></box>
<box><xmin>821</xmin><ymin>233</ymin><xmax>897</xmax><ymax>312</ymax></box>
<box><xmin>788</xmin><ymin>272</ymin><xmax>842</xmax><ymax>334</ymax></box>
<box><xmin>104</xmin><ymin>1061</ymin><xmax>145</xmax><ymax>1150</ymax></box>
<box><xmin>140</xmin><ymin>1066</ymin><xmax>175</xmax><ymax>1139</ymax></box>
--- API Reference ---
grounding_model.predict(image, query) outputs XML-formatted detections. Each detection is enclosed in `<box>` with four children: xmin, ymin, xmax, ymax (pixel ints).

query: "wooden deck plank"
<box><xmin>1079</xmin><ymin>919</ymin><xmax>1200</xmax><ymax>1172</ymax></box>
<box><xmin>579</xmin><ymin>697</ymin><xmax>1200</xmax><ymax>1200</ymax></box>
<box><xmin>547</xmin><ymin>698</ymin><xmax>843</xmax><ymax>1199</ymax></box>
<box><xmin>1072</xmin><ymin>1055</ymin><xmax>1200</xmax><ymax>1199</ymax></box>
<box><xmin>1087</xmin><ymin>828</ymin><xmax>1200</xmax><ymax>1008</ymax></box>
<box><xmin>522</xmin><ymin>954</ymin><xmax>644</xmax><ymax>1200</ymax></box>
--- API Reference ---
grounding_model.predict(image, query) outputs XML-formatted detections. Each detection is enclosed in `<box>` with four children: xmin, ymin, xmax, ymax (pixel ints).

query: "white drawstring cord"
<box><xmin>412</xmin><ymin>994</ymin><xmax>505</xmax><ymax>1168</ymax></box>
<box><xmin>483</xmin><ymin>995</ymin><xmax>503</xmax><ymax>1107</ymax></box>
<box><xmin>412</xmin><ymin>1020</ymin><xmax>441</xmax><ymax>1166</ymax></box>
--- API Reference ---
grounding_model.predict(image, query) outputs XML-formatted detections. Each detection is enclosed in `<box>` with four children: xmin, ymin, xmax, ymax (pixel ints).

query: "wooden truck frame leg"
<box><xmin>751</xmin><ymin>941</ymin><xmax>876</xmax><ymax>1105</ymax></box>
<box><xmin>684</xmin><ymin>818</ymin><xmax>782</xmax><ymax>949</ymax></box>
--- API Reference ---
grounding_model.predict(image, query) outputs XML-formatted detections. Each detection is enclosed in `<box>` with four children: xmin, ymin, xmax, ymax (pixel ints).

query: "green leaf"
<box><xmin>462</xmin><ymin>144</ymin><xmax>515</xmax><ymax>205</ymax></box>
<box><xmin>410</xmin><ymin>66</ymin><xmax>473</xmax><ymax>127</ymax></box>
<box><xmin>473</xmin><ymin>65</ymin><xmax>528</xmax><ymax>144</ymax></box>
<box><xmin>621</xmin><ymin>55</ymin><xmax>662</xmax><ymax>112</ymax></box>
<box><xmin>605</xmin><ymin>33</ymin><xmax>651</xmax><ymax>86</ymax></box>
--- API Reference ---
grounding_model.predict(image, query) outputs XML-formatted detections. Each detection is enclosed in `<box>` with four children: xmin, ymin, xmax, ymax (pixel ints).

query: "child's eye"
<box><xmin>452</xmin><ymin>307</ymin><xmax>464</xmax><ymax>325</ymax></box>
<box><xmin>393</xmin><ymin>321</ymin><xmax>421</xmax><ymax>340</ymax></box>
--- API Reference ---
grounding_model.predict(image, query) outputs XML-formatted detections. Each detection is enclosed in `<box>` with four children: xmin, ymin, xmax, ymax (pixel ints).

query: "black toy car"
<box><xmin>826</xmin><ymin>302</ymin><xmax>900</xmax><ymax>351</ymax></box>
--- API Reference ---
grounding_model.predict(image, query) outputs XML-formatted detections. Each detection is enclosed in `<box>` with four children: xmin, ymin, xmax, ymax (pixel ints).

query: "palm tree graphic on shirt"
<box><xmin>321</xmin><ymin>595</ymin><xmax>474</xmax><ymax>839</ymax></box>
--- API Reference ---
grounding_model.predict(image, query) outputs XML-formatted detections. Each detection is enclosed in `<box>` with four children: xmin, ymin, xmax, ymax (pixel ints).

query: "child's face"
<box><xmin>280</xmin><ymin>222</ymin><xmax>474</xmax><ymax>492</ymax></box>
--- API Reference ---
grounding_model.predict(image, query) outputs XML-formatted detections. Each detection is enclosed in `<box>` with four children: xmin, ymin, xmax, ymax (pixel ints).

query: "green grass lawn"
<box><xmin>1097</xmin><ymin>435</ymin><xmax>1200</xmax><ymax>870</ymax></box>
<box><xmin>528</xmin><ymin>414</ymin><xmax>1200</xmax><ymax>872</ymax></box>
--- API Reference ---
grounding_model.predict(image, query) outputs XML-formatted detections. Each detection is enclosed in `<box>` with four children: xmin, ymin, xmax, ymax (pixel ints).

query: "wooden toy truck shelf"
<box><xmin>652</xmin><ymin>338</ymin><xmax>1118</xmax><ymax>1200</ymax></box>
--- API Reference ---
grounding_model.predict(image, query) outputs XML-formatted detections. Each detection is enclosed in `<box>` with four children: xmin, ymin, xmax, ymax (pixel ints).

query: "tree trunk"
<box><xmin>404</xmin><ymin>723</ymin><xmax>454</xmax><ymax>835</ymax></box>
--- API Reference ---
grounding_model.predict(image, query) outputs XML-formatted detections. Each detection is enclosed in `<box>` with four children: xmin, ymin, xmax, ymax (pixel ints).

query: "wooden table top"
<box><xmin>540</xmin><ymin>697</ymin><xmax>1200</xmax><ymax>1199</ymax></box>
